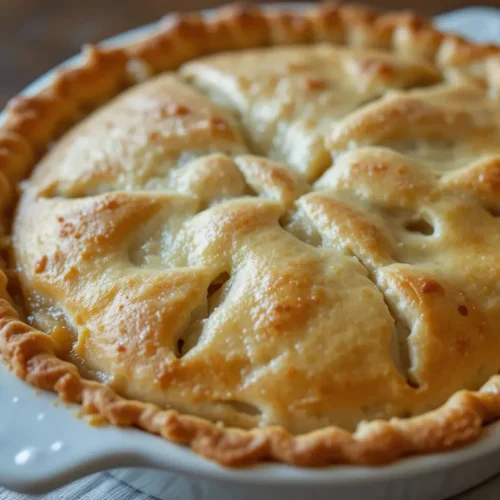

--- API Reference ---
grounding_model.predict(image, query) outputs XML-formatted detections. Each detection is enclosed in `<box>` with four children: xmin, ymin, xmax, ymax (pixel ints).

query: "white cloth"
<box><xmin>0</xmin><ymin>473</ymin><xmax>151</xmax><ymax>500</ymax></box>
<box><xmin>1</xmin><ymin>467</ymin><xmax>500</xmax><ymax>500</ymax></box>
<box><xmin>2</xmin><ymin>6</ymin><xmax>500</xmax><ymax>500</ymax></box>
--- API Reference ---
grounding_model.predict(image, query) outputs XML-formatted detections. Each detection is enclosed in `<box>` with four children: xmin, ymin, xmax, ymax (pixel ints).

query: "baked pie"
<box><xmin>2</xmin><ymin>3</ymin><xmax>500</xmax><ymax>467</ymax></box>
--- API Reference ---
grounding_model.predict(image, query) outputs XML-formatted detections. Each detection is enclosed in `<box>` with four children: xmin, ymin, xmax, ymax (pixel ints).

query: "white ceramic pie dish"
<box><xmin>2</xmin><ymin>5</ymin><xmax>500</xmax><ymax>500</ymax></box>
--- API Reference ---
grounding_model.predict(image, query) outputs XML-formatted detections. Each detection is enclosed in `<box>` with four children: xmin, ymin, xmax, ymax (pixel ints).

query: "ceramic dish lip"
<box><xmin>2</xmin><ymin>3</ymin><xmax>500</xmax><ymax>495</ymax></box>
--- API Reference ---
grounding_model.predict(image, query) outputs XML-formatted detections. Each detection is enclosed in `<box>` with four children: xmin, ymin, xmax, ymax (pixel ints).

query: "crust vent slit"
<box><xmin>279</xmin><ymin>211</ymin><xmax>322</xmax><ymax>247</ymax></box>
<box><xmin>216</xmin><ymin>400</ymin><xmax>262</xmax><ymax>417</ymax></box>
<box><xmin>180</xmin><ymin>75</ymin><xmax>262</xmax><ymax>157</ymax></box>
<box><xmin>176</xmin><ymin>272</ymin><xmax>230</xmax><ymax>357</ymax></box>
<box><xmin>405</xmin><ymin>217</ymin><xmax>434</xmax><ymax>236</ymax></box>
<box><xmin>354</xmin><ymin>257</ymin><xmax>419</xmax><ymax>390</ymax></box>
<box><xmin>388</xmin><ymin>305</ymin><xmax>419</xmax><ymax>389</ymax></box>
<box><xmin>486</xmin><ymin>206</ymin><xmax>500</xmax><ymax>218</ymax></box>
<box><xmin>375</xmin><ymin>282</ymin><xmax>419</xmax><ymax>389</ymax></box>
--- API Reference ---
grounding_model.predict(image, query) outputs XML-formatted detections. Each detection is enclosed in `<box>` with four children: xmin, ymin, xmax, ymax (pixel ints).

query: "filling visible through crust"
<box><xmin>8</xmin><ymin>35</ymin><xmax>500</xmax><ymax>439</ymax></box>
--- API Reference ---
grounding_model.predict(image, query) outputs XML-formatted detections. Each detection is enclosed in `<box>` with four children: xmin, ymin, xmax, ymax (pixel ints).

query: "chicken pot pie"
<box><xmin>2</xmin><ymin>3</ymin><xmax>500</xmax><ymax>467</ymax></box>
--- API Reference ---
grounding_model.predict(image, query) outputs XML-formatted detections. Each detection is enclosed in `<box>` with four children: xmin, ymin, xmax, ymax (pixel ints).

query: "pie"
<box><xmin>2</xmin><ymin>3</ymin><xmax>500</xmax><ymax>467</ymax></box>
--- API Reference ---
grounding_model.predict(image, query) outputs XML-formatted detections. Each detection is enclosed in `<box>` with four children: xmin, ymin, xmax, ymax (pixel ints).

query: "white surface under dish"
<box><xmin>2</xmin><ymin>5</ymin><xmax>500</xmax><ymax>500</ymax></box>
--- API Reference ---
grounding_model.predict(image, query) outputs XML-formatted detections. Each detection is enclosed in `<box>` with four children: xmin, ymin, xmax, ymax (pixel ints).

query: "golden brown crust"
<box><xmin>2</xmin><ymin>2</ymin><xmax>500</xmax><ymax>467</ymax></box>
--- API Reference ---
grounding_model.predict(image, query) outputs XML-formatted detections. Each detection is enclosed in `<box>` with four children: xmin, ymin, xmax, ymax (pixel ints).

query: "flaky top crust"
<box><xmin>3</xmin><ymin>3</ymin><xmax>500</xmax><ymax>467</ymax></box>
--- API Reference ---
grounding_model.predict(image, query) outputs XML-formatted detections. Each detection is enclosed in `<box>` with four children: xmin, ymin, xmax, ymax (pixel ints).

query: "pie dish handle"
<box><xmin>0</xmin><ymin>364</ymin><xmax>211</xmax><ymax>495</ymax></box>
<box><xmin>0</xmin><ymin>364</ymin><xmax>131</xmax><ymax>493</ymax></box>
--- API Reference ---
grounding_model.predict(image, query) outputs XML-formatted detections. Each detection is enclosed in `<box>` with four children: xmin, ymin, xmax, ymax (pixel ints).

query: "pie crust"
<box><xmin>2</xmin><ymin>3</ymin><xmax>500</xmax><ymax>467</ymax></box>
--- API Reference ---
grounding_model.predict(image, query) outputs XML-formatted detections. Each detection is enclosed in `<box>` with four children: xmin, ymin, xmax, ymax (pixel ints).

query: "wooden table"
<box><xmin>1</xmin><ymin>0</ymin><xmax>498</xmax><ymax>107</ymax></box>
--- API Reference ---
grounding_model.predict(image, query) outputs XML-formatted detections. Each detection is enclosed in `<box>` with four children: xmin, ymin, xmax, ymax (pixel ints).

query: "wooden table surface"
<box><xmin>0</xmin><ymin>0</ymin><xmax>498</xmax><ymax>107</ymax></box>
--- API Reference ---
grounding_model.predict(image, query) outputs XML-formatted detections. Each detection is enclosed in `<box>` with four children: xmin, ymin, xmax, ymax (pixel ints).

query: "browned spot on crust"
<box><xmin>63</xmin><ymin>267</ymin><xmax>79</xmax><ymax>281</ymax></box>
<box><xmin>352</xmin><ymin>161</ymin><xmax>389</xmax><ymax>175</ymax></box>
<box><xmin>59</xmin><ymin>222</ymin><xmax>75</xmax><ymax>238</ymax></box>
<box><xmin>159</xmin><ymin>103</ymin><xmax>190</xmax><ymax>119</ymax></box>
<box><xmin>362</xmin><ymin>59</ymin><xmax>394</xmax><ymax>77</ymax></box>
<box><xmin>305</xmin><ymin>78</ymin><xmax>327</xmax><ymax>91</ymax></box>
<box><xmin>34</xmin><ymin>255</ymin><xmax>48</xmax><ymax>274</ymax></box>
<box><xmin>99</xmin><ymin>197</ymin><xmax>119</xmax><ymax>211</ymax></box>
<box><xmin>458</xmin><ymin>305</ymin><xmax>469</xmax><ymax>316</ymax></box>
<box><xmin>171</xmin><ymin>103</ymin><xmax>190</xmax><ymax>115</ymax></box>
<box><xmin>59</xmin><ymin>221</ymin><xmax>83</xmax><ymax>239</ymax></box>
<box><xmin>421</xmin><ymin>279</ymin><xmax>444</xmax><ymax>295</ymax></box>
<box><xmin>210</xmin><ymin>117</ymin><xmax>228</xmax><ymax>130</ymax></box>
